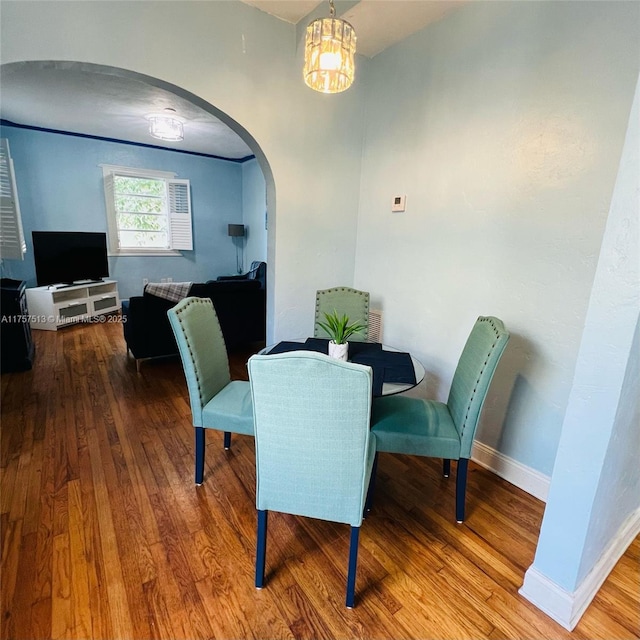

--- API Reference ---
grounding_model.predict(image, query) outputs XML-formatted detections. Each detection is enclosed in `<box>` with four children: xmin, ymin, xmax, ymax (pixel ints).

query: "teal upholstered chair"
<box><xmin>248</xmin><ymin>352</ymin><xmax>376</xmax><ymax>608</ymax></box>
<box><xmin>167</xmin><ymin>297</ymin><xmax>254</xmax><ymax>485</ymax></box>
<box><xmin>314</xmin><ymin>287</ymin><xmax>370</xmax><ymax>342</ymax></box>
<box><xmin>371</xmin><ymin>316</ymin><xmax>509</xmax><ymax>523</ymax></box>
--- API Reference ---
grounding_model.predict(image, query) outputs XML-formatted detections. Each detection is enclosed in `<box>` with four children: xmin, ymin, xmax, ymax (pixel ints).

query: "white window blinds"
<box><xmin>168</xmin><ymin>179</ymin><xmax>193</xmax><ymax>250</ymax></box>
<box><xmin>0</xmin><ymin>139</ymin><xmax>26</xmax><ymax>261</ymax></box>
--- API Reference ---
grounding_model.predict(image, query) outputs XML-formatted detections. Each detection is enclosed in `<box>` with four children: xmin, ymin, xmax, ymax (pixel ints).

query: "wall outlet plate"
<box><xmin>392</xmin><ymin>195</ymin><xmax>406</xmax><ymax>212</ymax></box>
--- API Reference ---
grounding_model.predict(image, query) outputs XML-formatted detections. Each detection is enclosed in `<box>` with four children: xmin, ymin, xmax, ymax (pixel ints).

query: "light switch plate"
<box><xmin>392</xmin><ymin>195</ymin><xmax>406</xmax><ymax>212</ymax></box>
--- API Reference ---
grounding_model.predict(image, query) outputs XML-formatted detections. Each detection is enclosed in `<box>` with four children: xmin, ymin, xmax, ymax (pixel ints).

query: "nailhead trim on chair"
<box><xmin>175</xmin><ymin>297</ymin><xmax>227</xmax><ymax>406</ymax></box>
<box><xmin>459</xmin><ymin>317</ymin><xmax>502</xmax><ymax>439</ymax></box>
<box><xmin>315</xmin><ymin>287</ymin><xmax>370</xmax><ymax>316</ymax></box>
<box><xmin>175</xmin><ymin>302</ymin><xmax>203</xmax><ymax>403</ymax></box>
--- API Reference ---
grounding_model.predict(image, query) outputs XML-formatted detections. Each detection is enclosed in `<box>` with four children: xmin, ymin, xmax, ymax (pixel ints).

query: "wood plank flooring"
<box><xmin>1</xmin><ymin>320</ymin><xmax>638</xmax><ymax>639</ymax></box>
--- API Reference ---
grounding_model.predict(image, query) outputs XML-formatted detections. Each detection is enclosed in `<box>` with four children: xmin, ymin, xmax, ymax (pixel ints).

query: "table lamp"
<box><xmin>228</xmin><ymin>224</ymin><xmax>245</xmax><ymax>274</ymax></box>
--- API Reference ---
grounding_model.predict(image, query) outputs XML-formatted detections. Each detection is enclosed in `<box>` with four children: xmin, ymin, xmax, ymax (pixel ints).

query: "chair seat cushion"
<box><xmin>371</xmin><ymin>396</ymin><xmax>461</xmax><ymax>460</ymax></box>
<box><xmin>201</xmin><ymin>380</ymin><xmax>254</xmax><ymax>435</ymax></box>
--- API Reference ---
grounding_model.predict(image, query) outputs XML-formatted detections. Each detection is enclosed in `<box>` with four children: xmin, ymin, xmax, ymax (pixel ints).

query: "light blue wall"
<box><xmin>355</xmin><ymin>0</ymin><xmax>640</xmax><ymax>477</ymax></box>
<box><xmin>579</xmin><ymin>314</ymin><xmax>640</xmax><ymax>582</ymax></box>
<box><xmin>242</xmin><ymin>158</ymin><xmax>267</xmax><ymax>267</ymax></box>
<box><xmin>525</xmin><ymin>72</ymin><xmax>640</xmax><ymax>594</ymax></box>
<box><xmin>1</xmin><ymin>124</ymin><xmax>249</xmax><ymax>300</ymax></box>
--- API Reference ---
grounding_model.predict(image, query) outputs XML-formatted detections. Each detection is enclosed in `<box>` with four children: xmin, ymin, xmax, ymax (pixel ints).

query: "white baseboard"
<box><xmin>471</xmin><ymin>441</ymin><xmax>550</xmax><ymax>502</ymax></box>
<box><xmin>519</xmin><ymin>507</ymin><xmax>640</xmax><ymax>630</ymax></box>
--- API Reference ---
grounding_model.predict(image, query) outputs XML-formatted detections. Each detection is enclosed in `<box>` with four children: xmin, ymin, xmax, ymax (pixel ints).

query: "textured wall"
<box><xmin>579</xmin><ymin>316</ymin><xmax>640</xmax><ymax>583</ymax></box>
<box><xmin>531</xmin><ymin>72</ymin><xmax>640</xmax><ymax>591</ymax></box>
<box><xmin>355</xmin><ymin>1</ymin><xmax>640</xmax><ymax>475</ymax></box>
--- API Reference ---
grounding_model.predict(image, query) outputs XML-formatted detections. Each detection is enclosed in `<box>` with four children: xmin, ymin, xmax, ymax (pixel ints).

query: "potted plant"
<box><xmin>317</xmin><ymin>310</ymin><xmax>366</xmax><ymax>361</ymax></box>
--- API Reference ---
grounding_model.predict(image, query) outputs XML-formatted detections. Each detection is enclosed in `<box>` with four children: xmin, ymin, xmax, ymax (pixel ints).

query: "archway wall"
<box><xmin>0</xmin><ymin>0</ymin><xmax>367</xmax><ymax>343</ymax></box>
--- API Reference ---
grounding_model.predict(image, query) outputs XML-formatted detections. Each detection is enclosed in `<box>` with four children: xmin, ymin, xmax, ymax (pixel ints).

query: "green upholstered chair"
<box><xmin>314</xmin><ymin>287</ymin><xmax>370</xmax><ymax>342</ymax></box>
<box><xmin>167</xmin><ymin>297</ymin><xmax>254</xmax><ymax>485</ymax></box>
<box><xmin>248</xmin><ymin>351</ymin><xmax>376</xmax><ymax>608</ymax></box>
<box><xmin>371</xmin><ymin>316</ymin><xmax>509</xmax><ymax>523</ymax></box>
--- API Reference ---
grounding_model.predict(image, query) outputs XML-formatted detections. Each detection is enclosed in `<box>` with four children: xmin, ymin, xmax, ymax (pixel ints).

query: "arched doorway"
<box><xmin>0</xmin><ymin>60</ymin><xmax>276</xmax><ymax>340</ymax></box>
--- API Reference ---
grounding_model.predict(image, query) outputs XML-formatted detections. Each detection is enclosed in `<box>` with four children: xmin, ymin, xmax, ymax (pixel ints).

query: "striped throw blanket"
<box><xmin>144</xmin><ymin>282</ymin><xmax>192</xmax><ymax>303</ymax></box>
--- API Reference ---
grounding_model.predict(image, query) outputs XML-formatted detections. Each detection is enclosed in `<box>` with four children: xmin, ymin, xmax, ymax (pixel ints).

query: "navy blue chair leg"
<box><xmin>256</xmin><ymin>510</ymin><xmax>268</xmax><ymax>588</ymax></box>
<box><xmin>365</xmin><ymin>453</ymin><xmax>378</xmax><ymax>514</ymax></box>
<box><xmin>346</xmin><ymin>526</ymin><xmax>360</xmax><ymax>608</ymax></box>
<box><xmin>443</xmin><ymin>459</ymin><xmax>451</xmax><ymax>478</ymax></box>
<box><xmin>223</xmin><ymin>431</ymin><xmax>231</xmax><ymax>450</ymax></box>
<box><xmin>456</xmin><ymin>458</ymin><xmax>469</xmax><ymax>523</ymax></box>
<box><xmin>195</xmin><ymin>427</ymin><xmax>205</xmax><ymax>485</ymax></box>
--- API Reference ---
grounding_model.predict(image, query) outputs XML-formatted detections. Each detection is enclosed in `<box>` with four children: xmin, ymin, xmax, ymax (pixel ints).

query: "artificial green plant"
<box><xmin>317</xmin><ymin>310</ymin><xmax>366</xmax><ymax>345</ymax></box>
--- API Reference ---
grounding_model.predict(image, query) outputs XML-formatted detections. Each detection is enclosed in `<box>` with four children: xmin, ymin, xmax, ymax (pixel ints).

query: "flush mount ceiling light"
<box><xmin>145</xmin><ymin>108</ymin><xmax>184</xmax><ymax>141</ymax></box>
<box><xmin>303</xmin><ymin>0</ymin><xmax>357</xmax><ymax>94</ymax></box>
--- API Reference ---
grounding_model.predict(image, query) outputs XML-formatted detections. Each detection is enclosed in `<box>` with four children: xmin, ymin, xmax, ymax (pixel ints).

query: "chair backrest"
<box><xmin>248</xmin><ymin>352</ymin><xmax>375</xmax><ymax>527</ymax></box>
<box><xmin>314</xmin><ymin>287</ymin><xmax>370</xmax><ymax>342</ymax></box>
<box><xmin>247</xmin><ymin>261</ymin><xmax>266</xmax><ymax>289</ymax></box>
<box><xmin>167</xmin><ymin>297</ymin><xmax>231</xmax><ymax>427</ymax></box>
<box><xmin>447</xmin><ymin>316</ymin><xmax>510</xmax><ymax>458</ymax></box>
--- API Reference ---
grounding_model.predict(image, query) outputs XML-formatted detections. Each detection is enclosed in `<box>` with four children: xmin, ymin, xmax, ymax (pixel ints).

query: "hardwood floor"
<box><xmin>2</xmin><ymin>320</ymin><xmax>638</xmax><ymax>640</ymax></box>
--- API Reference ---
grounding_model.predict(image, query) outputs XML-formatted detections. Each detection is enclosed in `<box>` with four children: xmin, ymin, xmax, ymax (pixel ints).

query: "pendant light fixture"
<box><xmin>303</xmin><ymin>0</ymin><xmax>357</xmax><ymax>94</ymax></box>
<box><xmin>145</xmin><ymin>108</ymin><xmax>184</xmax><ymax>141</ymax></box>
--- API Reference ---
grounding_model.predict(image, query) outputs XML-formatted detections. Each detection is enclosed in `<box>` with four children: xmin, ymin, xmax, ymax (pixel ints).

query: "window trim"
<box><xmin>101</xmin><ymin>164</ymin><xmax>191</xmax><ymax>257</ymax></box>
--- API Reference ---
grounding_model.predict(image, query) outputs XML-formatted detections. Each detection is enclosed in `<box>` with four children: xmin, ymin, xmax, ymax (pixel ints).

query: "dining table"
<box><xmin>260</xmin><ymin>337</ymin><xmax>425</xmax><ymax>397</ymax></box>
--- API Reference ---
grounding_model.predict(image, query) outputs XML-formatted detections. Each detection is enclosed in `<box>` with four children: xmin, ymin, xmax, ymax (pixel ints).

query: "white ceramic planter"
<box><xmin>328</xmin><ymin>341</ymin><xmax>349</xmax><ymax>361</ymax></box>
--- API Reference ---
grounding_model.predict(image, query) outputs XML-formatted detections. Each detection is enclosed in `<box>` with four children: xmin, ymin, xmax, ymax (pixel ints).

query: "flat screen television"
<box><xmin>32</xmin><ymin>231</ymin><xmax>109</xmax><ymax>287</ymax></box>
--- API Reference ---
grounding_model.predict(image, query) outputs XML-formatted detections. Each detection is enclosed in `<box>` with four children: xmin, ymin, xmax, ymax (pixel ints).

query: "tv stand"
<box><xmin>49</xmin><ymin>279</ymin><xmax>104</xmax><ymax>290</ymax></box>
<box><xmin>26</xmin><ymin>280</ymin><xmax>120</xmax><ymax>330</ymax></box>
<box><xmin>73</xmin><ymin>278</ymin><xmax>104</xmax><ymax>285</ymax></box>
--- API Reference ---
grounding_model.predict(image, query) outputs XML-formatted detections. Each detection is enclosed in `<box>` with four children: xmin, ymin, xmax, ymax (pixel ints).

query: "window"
<box><xmin>102</xmin><ymin>165</ymin><xmax>192</xmax><ymax>255</ymax></box>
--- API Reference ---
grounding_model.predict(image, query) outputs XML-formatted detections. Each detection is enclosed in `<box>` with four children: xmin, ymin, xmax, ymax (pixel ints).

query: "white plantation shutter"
<box><xmin>102</xmin><ymin>172</ymin><xmax>120</xmax><ymax>251</ymax></box>
<box><xmin>0</xmin><ymin>139</ymin><xmax>26</xmax><ymax>260</ymax></box>
<box><xmin>168</xmin><ymin>179</ymin><xmax>192</xmax><ymax>250</ymax></box>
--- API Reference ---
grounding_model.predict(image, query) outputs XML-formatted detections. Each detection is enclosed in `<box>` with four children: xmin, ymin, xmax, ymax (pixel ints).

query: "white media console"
<box><xmin>26</xmin><ymin>280</ymin><xmax>120</xmax><ymax>330</ymax></box>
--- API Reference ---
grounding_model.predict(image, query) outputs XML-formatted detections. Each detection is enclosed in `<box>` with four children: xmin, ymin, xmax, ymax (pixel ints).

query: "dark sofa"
<box><xmin>122</xmin><ymin>276</ymin><xmax>266</xmax><ymax>366</ymax></box>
